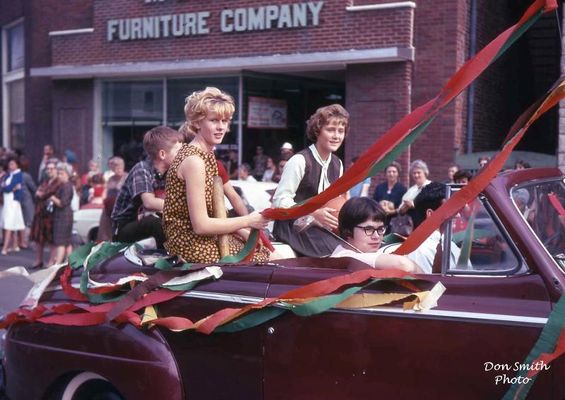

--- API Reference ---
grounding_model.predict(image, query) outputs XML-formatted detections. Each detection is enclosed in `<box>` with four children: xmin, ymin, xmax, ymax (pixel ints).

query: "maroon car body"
<box><xmin>3</xmin><ymin>168</ymin><xmax>565</xmax><ymax>399</ymax></box>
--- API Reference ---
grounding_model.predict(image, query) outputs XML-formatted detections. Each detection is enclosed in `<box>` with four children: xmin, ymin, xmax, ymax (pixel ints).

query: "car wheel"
<box><xmin>55</xmin><ymin>372</ymin><xmax>123</xmax><ymax>400</ymax></box>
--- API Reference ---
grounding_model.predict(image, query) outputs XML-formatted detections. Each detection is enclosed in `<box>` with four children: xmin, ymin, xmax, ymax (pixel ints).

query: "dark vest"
<box><xmin>294</xmin><ymin>147</ymin><xmax>341</xmax><ymax>203</ymax></box>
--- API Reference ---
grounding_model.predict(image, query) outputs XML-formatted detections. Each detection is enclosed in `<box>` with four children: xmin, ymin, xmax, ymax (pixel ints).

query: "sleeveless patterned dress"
<box><xmin>163</xmin><ymin>144</ymin><xmax>269</xmax><ymax>263</ymax></box>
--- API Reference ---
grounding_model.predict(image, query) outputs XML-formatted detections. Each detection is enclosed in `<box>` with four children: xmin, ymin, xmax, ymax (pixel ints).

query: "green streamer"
<box><xmin>503</xmin><ymin>294</ymin><xmax>565</xmax><ymax>400</ymax></box>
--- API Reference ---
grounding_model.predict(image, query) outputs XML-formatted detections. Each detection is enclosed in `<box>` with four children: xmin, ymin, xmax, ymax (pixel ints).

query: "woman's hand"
<box><xmin>398</xmin><ymin>200</ymin><xmax>413</xmax><ymax>214</ymax></box>
<box><xmin>246</xmin><ymin>211</ymin><xmax>270</xmax><ymax>230</ymax></box>
<box><xmin>311</xmin><ymin>207</ymin><xmax>338</xmax><ymax>231</ymax></box>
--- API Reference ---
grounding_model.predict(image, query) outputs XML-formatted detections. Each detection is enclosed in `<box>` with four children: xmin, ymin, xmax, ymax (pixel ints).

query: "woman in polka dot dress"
<box><xmin>163</xmin><ymin>87</ymin><xmax>271</xmax><ymax>263</ymax></box>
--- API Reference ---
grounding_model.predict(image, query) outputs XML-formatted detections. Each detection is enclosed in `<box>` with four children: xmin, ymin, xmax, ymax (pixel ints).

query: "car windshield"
<box><xmin>511</xmin><ymin>177</ymin><xmax>565</xmax><ymax>259</ymax></box>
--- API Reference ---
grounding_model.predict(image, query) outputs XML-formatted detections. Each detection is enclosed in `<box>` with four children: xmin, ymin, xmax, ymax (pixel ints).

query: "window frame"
<box><xmin>442</xmin><ymin>185</ymin><xmax>526</xmax><ymax>276</ymax></box>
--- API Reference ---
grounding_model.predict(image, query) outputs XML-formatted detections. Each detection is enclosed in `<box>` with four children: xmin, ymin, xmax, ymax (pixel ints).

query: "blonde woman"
<box><xmin>163</xmin><ymin>87</ymin><xmax>270</xmax><ymax>263</ymax></box>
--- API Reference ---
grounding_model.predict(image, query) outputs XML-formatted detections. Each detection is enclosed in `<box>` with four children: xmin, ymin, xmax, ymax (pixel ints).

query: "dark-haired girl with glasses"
<box><xmin>331</xmin><ymin>197</ymin><xmax>422</xmax><ymax>272</ymax></box>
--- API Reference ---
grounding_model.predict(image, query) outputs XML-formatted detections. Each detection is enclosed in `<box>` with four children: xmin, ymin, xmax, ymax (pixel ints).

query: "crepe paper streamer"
<box><xmin>140</xmin><ymin>305</ymin><xmax>159</xmax><ymax>326</ymax></box>
<box><xmin>105</xmin><ymin>269</ymin><xmax>185</xmax><ymax>322</ymax></box>
<box><xmin>219</xmin><ymin>228</ymin><xmax>260</xmax><ymax>263</ymax></box>
<box><xmin>68</xmin><ymin>242</ymin><xmax>95</xmax><ymax>270</ymax></box>
<box><xmin>144</xmin><ymin>277</ymin><xmax>428</xmax><ymax>334</ymax></box>
<box><xmin>262</xmin><ymin>0</ymin><xmax>556</xmax><ymax>223</ymax></box>
<box><xmin>502</xmin><ymin>294</ymin><xmax>565</xmax><ymax>400</ymax></box>
<box><xmin>396</xmin><ymin>77</ymin><xmax>565</xmax><ymax>256</ymax></box>
<box><xmin>174</xmin><ymin>271</ymin><xmax>417</xmax><ymax>334</ymax></box>
<box><xmin>0</xmin><ymin>286</ymin><xmax>185</xmax><ymax>329</ymax></box>
<box><xmin>549</xmin><ymin>193</ymin><xmax>565</xmax><ymax>217</ymax></box>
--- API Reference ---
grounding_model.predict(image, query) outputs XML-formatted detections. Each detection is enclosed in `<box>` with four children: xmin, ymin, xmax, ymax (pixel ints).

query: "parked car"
<box><xmin>73</xmin><ymin>203</ymin><xmax>103</xmax><ymax>244</ymax></box>
<box><xmin>225</xmin><ymin>179</ymin><xmax>277</xmax><ymax>213</ymax></box>
<box><xmin>2</xmin><ymin>168</ymin><xmax>564</xmax><ymax>399</ymax></box>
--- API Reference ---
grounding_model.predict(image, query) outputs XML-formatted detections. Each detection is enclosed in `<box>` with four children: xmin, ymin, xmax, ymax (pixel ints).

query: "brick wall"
<box><xmin>52</xmin><ymin>80</ymin><xmax>94</xmax><ymax>172</ymax></box>
<box><xmin>52</xmin><ymin>0</ymin><xmax>414</xmax><ymax>65</ymax></box>
<box><xmin>345</xmin><ymin>61</ymin><xmax>412</xmax><ymax>186</ymax></box>
<box><xmin>25</xmin><ymin>0</ymin><xmax>94</xmax><ymax>173</ymax></box>
<box><xmin>410</xmin><ymin>0</ymin><xmax>468</xmax><ymax>181</ymax></box>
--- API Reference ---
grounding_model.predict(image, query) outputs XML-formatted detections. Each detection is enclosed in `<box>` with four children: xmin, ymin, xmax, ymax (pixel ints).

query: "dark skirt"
<box><xmin>273</xmin><ymin>219</ymin><xmax>342</xmax><ymax>257</ymax></box>
<box><xmin>29</xmin><ymin>202</ymin><xmax>55</xmax><ymax>245</ymax></box>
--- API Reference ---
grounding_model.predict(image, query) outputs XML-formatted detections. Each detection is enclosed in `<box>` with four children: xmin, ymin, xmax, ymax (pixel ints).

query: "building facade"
<box><xmin>1</xmin><ymin>0</ymin><xmax>562</xmax><ymax>181</ymax></box>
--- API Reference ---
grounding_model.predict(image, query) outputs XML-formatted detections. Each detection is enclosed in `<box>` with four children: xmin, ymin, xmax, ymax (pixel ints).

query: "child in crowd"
<box><xmin>111</xmin><ymin>126</ymin><xmax>183</xmax><ymax>248</ymax></box>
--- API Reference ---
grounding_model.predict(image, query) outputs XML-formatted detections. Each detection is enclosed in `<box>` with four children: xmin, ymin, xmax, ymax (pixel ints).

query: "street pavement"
<box><xmin>0</xmin><ymin>246</ymin><xmax>38</xmax><ymax>271</ymax></box>
<box><xmin>0</xmin><ymin>247</ymin><xmax>41</xmax><ymax>315</ymax></box>
<box><xmin>0</xmin><ymin>247</ymin><xmax>49</xmax><ymax>398</ymax></box>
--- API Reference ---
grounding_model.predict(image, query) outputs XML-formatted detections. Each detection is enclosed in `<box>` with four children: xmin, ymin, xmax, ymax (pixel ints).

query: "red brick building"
<box><xmin>1</xmin><ymin>0</ymin><xmax>561</xmax><ymax>181</ymax></box>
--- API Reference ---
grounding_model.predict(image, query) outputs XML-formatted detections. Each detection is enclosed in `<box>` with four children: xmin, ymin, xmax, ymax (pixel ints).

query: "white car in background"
<box><xmin>73</xmin><ymin>180</ymin><xmax>278</xmax><ymax>244</ymax></box>
<box><xmin>225</xmin><ymin>180</ymin><xmax>277</xmax><ymax>212</ymax></box>
<box><xmin>73</xmin><ymin>204</ymin><xmax>103</xmax><ymax>244</ymax></box>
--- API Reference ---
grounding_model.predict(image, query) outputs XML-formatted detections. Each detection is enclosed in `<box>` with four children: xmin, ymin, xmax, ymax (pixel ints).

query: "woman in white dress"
<box><xmin>2</xmin><ymin>158</ymin><xmax>25</xmax><ymax>255</ymax></box>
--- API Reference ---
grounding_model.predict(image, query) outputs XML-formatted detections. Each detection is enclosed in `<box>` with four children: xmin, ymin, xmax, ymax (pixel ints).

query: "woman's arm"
<box><xmin>140</xmin><ymin>192</ymin><xmax>164</xmax><ymax>212</ymax></box>
<box><xmin>373</xmin><ymin>253</ymin><xmax>422</xmax><ymax>273</ymax></box>
<box><xmin>271</xmin><ymin>155</ymin><xmax>305</xmax><ymax>208</ymax></box>
<box><xmin>180</xmin><ymin>156</ymin><xmax>268</xmax><ymax>235</ymax></box>
<box><xmin>51</xmin><ymin>184</ymin><xmax>73</xmax><ymax>208</ymax></box>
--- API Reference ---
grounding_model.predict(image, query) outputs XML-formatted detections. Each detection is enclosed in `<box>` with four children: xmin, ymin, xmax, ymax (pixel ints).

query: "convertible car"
<box><xmin>2</xmin><ymin>168</ymin><xmax>564</xmax><ymax>400</ymax></box>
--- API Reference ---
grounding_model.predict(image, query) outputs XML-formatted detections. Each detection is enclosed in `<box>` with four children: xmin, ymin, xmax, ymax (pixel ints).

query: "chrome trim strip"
<box><xmin>346</xmin><ymin>2</ymin><xmax>416</xmax><ymax>12</ymax></box>
<box><xmin>179</xmin><ymin>290</ymin><xmax>548</xmax><ymax>325</ymax></box>
<box><xmin>49</xmin><ymin>28</ymin><xmax>94</xmax><ymax>37</ymax></box>
<box><xmin>335</xmin><ymin>306</ymin><xmax>548</xmax><ymax>325</ymax></box>
<box><xmin>48</xmin><ymin>286</ymin><xmax>548</xmax><ymax>326</ymax></box>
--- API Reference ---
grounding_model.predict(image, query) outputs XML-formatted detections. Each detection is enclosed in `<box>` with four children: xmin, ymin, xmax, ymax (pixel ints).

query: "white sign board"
<box><xmin>248</xmin><ymin>96</ymin><xmax>287</xmax><ymax>129</ymax></box>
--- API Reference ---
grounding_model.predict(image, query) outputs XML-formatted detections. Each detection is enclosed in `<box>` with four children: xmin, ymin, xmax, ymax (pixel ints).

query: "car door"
<box><xmin>262</xmin><ymin>193</ymin><xmax>557</xmax><ymax>399</ymax></box>
<box><xmin>156</xmin><ymin>265</ymin><xmax>275</xmax><ymax>400</ymax></box>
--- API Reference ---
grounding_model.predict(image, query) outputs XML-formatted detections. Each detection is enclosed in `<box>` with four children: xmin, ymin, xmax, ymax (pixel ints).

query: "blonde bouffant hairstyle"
<box><xmin>183</xmin><ymin>87</ymin><xmax>235</xmax><ymax>139</ymax></box>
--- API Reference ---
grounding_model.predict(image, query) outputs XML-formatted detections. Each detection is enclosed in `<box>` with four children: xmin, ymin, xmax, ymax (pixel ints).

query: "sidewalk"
<box><xmin>0</xmin><ymin>247</ymin><xmax>38</xmax><ymax>271</ymax></box>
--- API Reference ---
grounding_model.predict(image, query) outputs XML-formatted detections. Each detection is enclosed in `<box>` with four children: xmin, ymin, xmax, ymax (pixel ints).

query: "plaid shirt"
<box><xmin>111</xmin><ymin>159</ymin><xmax>166</xmax><ymax>225</ymax></box>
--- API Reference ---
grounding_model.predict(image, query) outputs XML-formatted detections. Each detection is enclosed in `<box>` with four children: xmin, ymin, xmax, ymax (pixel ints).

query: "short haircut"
<box><xmin>412</xmin><ymin>182</ymin><xmax>447</xmax><ymax>228</ymax></box>
<box><xmin>56</xmin><ymin>162</ymin><xmax>73</xmax><ymax>177</ymax></box>
<box><xmin>385</xmin><ymin>161</ymin><xmax>402</xmax><ymax>174</ymax></box>
<box><xmin>110</xmin><ymin>156</ymin><xmax>125</xmax><ymax>169</ymax></box>
<box><xmin>142</xmin><ymin>126</ymin><xmax>183</xmax><ymax>160</ymax></box>
<box><xmin>453</xmin><ymin>169</ymin><xmax>473</xmax><ymax>182</ymax></box>
<box><xmin>338</xmin><ymin>197</ymin><xmax>387</xmax><ymax>240</ymax></box>
<box><xmin>6</xmin><ymin>157</ymin><xmax>19</xmax><ymax>168</ymax></box>
<box><xmin>240</xmin><ymin>163</ymin><xmax>252</xmax><ymax>174</ymax></box>
<box><xmin>184</xmin><ymin>87</ymin><xmax>235</xmax><ymax>137</ymax></box>
<box><xmin>409</xmin><ymin>159</ymin><xmax>429</xmax><ymax>177</ymax></box>
<box><xmin>306</xmin><ymin>104</ymin><xmax>349</xmax><ymax>143</ymax></box>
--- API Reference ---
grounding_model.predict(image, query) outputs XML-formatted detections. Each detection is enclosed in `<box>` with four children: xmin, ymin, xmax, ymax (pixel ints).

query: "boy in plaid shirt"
<box><xmin>111</xmin><ymin>126</ymin><xmax>182</xmax><ymax>247</ymax></box>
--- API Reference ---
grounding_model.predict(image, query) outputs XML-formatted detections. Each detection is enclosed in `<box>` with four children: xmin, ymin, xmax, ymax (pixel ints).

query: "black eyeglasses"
<box><xmin>355</xmin><ymin>225</ymin><xmax>387</xmax><ymax>236</ymax></box>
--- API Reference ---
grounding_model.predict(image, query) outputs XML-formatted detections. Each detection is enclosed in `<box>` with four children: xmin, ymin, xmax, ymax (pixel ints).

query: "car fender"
<box><xmin>5</xmin><ymin>322</ymin><xmax>183</xmax><ymax>399</ymax></box>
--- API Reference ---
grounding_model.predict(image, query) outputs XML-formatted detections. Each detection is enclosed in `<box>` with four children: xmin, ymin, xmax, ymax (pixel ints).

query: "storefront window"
<box><xmin>241</xmin><ymin>74</ymin><xmax>344</xmax><ymax>173</ymax></box>
<box><xmin>100</xmin><ymin>74</ymin><xmax>343</xmax><ymax>174</ymax></box>
<box><xmin>2</xmin><ymin>20</ymin><xmax>25</xmax><ymax>150</ymax></box>
<box><xmin>7</xmin><ymin>22</ymin><xmax>24</xmax><ymax>72</ymax></box>
<box><xmin>102</xmin><ymin>80</ymin><xmax>164</xmax><ymax>170</ymax></box>
<box><xmin>7</xmin><ymin>79</ymin><xmax>25</xmax><ymax>150</ymax></box>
